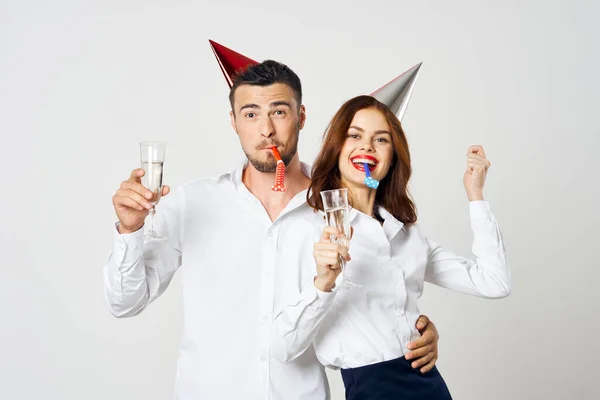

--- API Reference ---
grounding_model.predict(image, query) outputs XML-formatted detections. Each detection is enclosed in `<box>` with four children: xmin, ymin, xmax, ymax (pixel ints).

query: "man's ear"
<box><xmin>298</xmin><ymin>105</ymin><xmax>306</xmax><ymax>130</ymax></box>
<box><xmin>230</xmin><ymin>110</ymin><xmax>238</xmax><ymax>134</ymax></box>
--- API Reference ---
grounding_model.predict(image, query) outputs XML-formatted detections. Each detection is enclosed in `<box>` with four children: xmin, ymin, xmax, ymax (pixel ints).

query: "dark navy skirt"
<box><xmin>340</xmin><ymin>356</ymin><xmax>453</xmax><ymax>399</ymax></box>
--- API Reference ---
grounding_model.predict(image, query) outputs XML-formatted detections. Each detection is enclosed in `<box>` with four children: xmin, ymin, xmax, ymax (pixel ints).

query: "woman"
<box><xmin>272</xmin><ymin>95</ymin><xmax>510</xmax><ymax>399</ymax></box>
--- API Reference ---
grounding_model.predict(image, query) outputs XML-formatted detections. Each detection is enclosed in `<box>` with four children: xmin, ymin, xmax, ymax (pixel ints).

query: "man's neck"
<box><xmin>242</xmin><ymin>155</ymin><xmax>311</xmax><ymax>222</ymax></box>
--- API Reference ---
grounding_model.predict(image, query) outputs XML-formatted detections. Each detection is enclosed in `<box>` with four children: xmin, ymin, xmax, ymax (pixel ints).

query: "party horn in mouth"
<box><xmin>363</xmin><ymin>162</ymin><xmax>379</xmax><ymax>189</ymax></box>
<box><xmin>271</xmin><ymin>147</ymin><xmax>286</xmax><ymax>192</ymax></box>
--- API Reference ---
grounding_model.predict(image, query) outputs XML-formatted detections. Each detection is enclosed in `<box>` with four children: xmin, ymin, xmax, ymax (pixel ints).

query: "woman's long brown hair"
<box><xmin>308</xmin><ymin>95</ymin><xmax>417</xmax><ymax>224</ymax></box>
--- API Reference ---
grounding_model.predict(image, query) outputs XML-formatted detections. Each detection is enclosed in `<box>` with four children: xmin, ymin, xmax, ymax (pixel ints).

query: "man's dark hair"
<box><xmin>229</xmin><ymin>60</ymin><xmax>302</xmax><ymax>111</ymax></box>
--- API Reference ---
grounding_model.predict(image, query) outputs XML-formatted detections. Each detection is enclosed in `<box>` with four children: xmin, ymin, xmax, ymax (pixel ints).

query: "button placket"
<box><xmin>259</xmin><ymin>222</ymin><xmax>279</xmax><ymax>398</ymax></box>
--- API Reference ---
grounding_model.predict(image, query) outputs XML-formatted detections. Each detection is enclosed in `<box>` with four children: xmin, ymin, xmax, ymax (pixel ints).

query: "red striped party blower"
<box><xmin>271</xmin><ymin>147</ymin><xmax>286</xmax><ymax>192</ymax></box>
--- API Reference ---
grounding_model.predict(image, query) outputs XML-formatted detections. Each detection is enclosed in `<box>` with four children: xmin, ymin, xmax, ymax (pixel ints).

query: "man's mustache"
<box><xmin>255</xmin><ymin>141</ymin><xmax>284</xmax><ymax>150</ymax></box>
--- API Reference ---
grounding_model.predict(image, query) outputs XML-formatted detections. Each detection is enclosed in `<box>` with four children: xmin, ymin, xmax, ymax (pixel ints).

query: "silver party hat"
<box><xmin>370</xmin><ymin>62</ymin><xmax>422</xmax><ymax>121</ymax></box>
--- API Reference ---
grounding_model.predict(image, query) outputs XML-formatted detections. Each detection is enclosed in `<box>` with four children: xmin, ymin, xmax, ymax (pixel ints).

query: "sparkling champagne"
<box><xmin>141</xmin><ymin>161</ymin><xmax>163</xmax><ymax>205</ymax></box>
<box><xmin>325</xmin><ymin>206</ymin><xmax>350</xmax><ymax>248</ymax></box>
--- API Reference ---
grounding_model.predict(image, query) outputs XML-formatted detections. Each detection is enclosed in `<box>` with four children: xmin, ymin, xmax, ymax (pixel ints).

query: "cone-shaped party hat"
<box><xmin>370</xmin><ymin>62</ymin><xmax>422</xmax><ymax>121</ymax></box>
<box><xmin>209</xmin><ymin>39</ymin><xmax>259</xmax><ymax>88</ymax></box>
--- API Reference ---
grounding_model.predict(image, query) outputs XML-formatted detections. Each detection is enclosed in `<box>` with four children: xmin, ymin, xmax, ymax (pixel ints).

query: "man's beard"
<box><xmin>245</xmin><ymin>135</ymin><xmax>299</xmax><ymax>173</ymax></box>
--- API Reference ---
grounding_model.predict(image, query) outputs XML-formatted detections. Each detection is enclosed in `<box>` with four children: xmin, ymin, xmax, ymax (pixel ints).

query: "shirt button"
<box><xmin>268</xmin><ymin>230</ymin><xmax>275</xmax><ymax>237</ymax></box>
<box><xmin>262</xmin><ymin>315</ymin><xmax>269</xmax><ymax>323</ymax></box>
<box><xmin>260</xmin><ymin>355</ymin><xmax>267</xmax><ymax>361</ymax></box>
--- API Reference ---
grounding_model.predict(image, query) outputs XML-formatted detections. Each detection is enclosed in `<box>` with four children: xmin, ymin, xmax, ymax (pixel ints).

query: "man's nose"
<box><xmin>260</xmin><ymin>117</ymin><xmax>275</xmax><ymax>138</ymax></box>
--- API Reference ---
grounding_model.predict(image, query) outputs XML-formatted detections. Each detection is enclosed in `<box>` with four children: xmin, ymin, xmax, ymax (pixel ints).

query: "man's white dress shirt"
<box><xmin>104</xmin><ymin>161</ymin><xmax>330</xmax><ymax>400</ymax></box>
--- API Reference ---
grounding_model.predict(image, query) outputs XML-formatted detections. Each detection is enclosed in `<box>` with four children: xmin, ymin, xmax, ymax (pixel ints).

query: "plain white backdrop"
<box><xmin>2</xmin><ymin>0</ymin><xmax>599</xmax><ymax>399</ymax></box>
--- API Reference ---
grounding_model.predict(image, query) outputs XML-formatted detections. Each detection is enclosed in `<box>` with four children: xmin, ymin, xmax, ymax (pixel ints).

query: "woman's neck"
<box><xmin>347</xmin><ymin>185</ymin><xmax>377</xmax><ymax>218</ymax></box>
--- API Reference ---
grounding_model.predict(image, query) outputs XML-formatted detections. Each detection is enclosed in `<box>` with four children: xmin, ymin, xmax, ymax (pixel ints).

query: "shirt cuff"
<box><xmin>302</xmin><ymin>284</ymin><xmax>337</xmax><ymax>312</ymax></box>
<box><xmin>113</xmin><ymin>222</ymin><xmax>144</xmax><ymax>266</ymax></box>
<box><xmin>469</xmin><ymin>200</ymin><xmax>492</xmax><ymax>219</ymax></box>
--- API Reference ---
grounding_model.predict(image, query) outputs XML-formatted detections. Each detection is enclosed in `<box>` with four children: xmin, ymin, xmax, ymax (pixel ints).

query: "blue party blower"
<box><xmin>363</xmin><ymin>163</ymin><xmax>379</xmax><ymax>189</ymax></box>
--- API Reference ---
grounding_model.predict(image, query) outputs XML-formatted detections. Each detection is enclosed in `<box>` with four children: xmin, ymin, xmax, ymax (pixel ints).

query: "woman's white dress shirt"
<box><xmin>272</xmin><ymin>201</ymin><xmax>510</xmax><ymax>369</ymax></box>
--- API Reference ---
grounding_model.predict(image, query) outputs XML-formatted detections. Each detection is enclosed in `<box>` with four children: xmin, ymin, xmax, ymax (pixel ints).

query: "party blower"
<box><xmin>271</xmin><ymin>147</ymin><xmax>286</xmax><ymax>192</ymax></box>
<box><xmin>363</xmin><ymin>162</ymin><xmax>379</xmax><ymax>189</ymax></box>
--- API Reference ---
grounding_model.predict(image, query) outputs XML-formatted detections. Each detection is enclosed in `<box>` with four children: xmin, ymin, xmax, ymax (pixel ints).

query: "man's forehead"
<box><xmin>234</xmin><ymin>83</ymin><xmax>297</xmax><ymax>107</ymax></box>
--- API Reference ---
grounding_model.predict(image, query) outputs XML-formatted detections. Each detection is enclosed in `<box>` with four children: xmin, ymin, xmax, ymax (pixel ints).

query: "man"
<box><xmin>105</xmin><ymin>56</ymin><xmax>439</xmax><ymax>399</ymax></box>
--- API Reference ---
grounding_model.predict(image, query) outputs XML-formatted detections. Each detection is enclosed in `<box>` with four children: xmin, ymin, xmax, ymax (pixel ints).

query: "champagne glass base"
<box><xmin>144</xmin><ymin>232</ymin><xmax>167</xmax><ymax>242</ymax></box>
<box><xmin>333</xmin><ymin>280</ymin><xmax>361</xmax><ymax>292</ymax></box>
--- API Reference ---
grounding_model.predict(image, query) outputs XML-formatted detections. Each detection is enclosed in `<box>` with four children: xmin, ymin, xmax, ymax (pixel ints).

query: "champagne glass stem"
<box><xmin>340</xmin><ymin>256</ymin><xmax>348</xmax><ymax>286</ymax></box>
<box><xmin>148</xmin><ymin>206</ymin><xmax>157</xmax><ymax>236</ymax></box>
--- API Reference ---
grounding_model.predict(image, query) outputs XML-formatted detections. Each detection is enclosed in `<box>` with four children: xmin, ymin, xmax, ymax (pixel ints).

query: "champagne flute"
<box><xmin>140</xmin><ymin>141</ymin><xmax>166</xmax><ymax>241</ymax></box>
<box><xmin>320</xmin><ymin>188</ymin><xmax>358</xmax><ymax>290</ymax></box>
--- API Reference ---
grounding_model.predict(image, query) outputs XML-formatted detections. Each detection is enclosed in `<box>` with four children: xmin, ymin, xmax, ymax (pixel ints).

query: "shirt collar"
<box><xmin>224</xmin><ymin>159</ymin><xmax>313</xmax><ymax>220</ymax></box>
<box><xmin>376</xmin><ymin>205</ymin><xmax>407</xmax><ymax>240</ymax></box>
<box><xmin>344</xmin><ymin>205</ymin><xmax>406</xmax><ymax>240</ymax></box>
